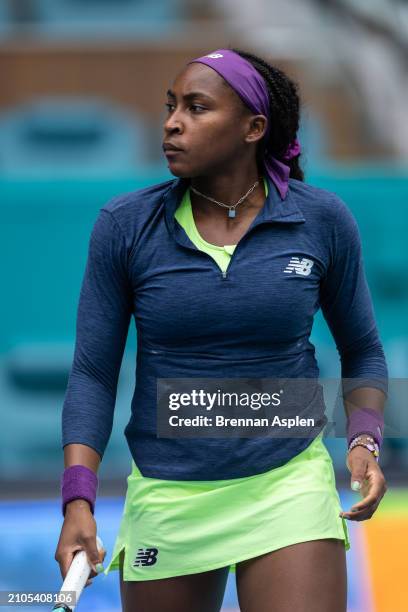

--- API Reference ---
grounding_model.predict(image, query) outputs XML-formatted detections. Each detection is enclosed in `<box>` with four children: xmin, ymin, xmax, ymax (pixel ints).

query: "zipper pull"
<box><xmin>222</xmin><ymin>270</ymin><xmax>227</xmax><ymax>279</ymax></box>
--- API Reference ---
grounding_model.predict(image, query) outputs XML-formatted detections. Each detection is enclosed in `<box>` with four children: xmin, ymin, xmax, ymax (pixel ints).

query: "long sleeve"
<box><xmin>62</xmin><ymin>209</ymin><xmax>133</xmax><ymax>459</ymax></box>
<box><xmin>319</xmin><ymin>196</ymin><xmax>388</xmax><ymax>396</ymax></box>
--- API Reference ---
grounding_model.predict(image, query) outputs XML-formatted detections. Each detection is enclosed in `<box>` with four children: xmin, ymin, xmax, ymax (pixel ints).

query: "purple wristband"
<box><xmin>346</xmin><ymin>407</ymin><xmax>384</xmax><ymax>450</ymax></box>
<box><xmin>61</xmin><ymin>465</ymin><xmax>98</xmax><ymax>517</ymax></box>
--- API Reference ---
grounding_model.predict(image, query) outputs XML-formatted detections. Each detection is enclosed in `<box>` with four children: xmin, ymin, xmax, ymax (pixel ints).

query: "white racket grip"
<box><xmin>57</xmin><ymin>536</ymin><xmax>104</xmax><ymax>611</ymax></box>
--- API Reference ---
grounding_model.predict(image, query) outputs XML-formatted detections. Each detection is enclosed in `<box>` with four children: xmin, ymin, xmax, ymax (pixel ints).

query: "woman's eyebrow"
<box><xmin>166</xmin><ymin>89</ymin><xmax>215</xmax><ymax>102</ymax></box>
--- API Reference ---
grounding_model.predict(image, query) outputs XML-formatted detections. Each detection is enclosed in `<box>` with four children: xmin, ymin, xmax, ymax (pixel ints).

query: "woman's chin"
<box><xmin>165</xmin><ymin>161</ymin><xmax>192</xmax><ymax>178</ymax></box>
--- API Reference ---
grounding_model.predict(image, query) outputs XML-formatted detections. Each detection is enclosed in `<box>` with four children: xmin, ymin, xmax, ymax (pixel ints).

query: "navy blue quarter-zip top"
<box><xmin>61</xmin><ymin>175</ymin><xmax>388</xmax><ymax>480</ymax></box>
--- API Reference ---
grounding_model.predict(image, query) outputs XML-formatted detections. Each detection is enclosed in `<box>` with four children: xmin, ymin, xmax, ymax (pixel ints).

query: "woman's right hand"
<box><xmin>54</xmin><ymin>499</ymin><xmax>106</xmax><ymax>588</ymax></box>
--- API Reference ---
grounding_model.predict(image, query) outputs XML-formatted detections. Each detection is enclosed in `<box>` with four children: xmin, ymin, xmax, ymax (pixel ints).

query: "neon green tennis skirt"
<box><xmin>104</xmin><ymin>432</ymin><xmax>350</xmax><ymax>581</ymax></box>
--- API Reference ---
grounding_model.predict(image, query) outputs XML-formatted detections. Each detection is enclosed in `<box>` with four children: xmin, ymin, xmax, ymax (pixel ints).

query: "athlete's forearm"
<box><xmin>64</xmin><ymin>442</ymin><xmax>101</xmax><ymax>472</ymax></box>
<box><xmin>343</xmin><ymin>387</ymin><xmax>386</xmax><ymax>417</ymax></box>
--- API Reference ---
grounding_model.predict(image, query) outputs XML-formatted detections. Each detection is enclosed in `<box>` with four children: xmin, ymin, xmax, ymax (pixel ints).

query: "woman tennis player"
<box><xmin>55</xmin><ymin>47</ymin><xmax>388</xmax><ymax>611</ymax></box>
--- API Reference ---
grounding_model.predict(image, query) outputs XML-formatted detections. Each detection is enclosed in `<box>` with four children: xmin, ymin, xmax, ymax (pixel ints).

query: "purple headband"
<box><xmin>188</xmin><ymin>49</ymin><xmax>301</xmax><ymax>200</ymax></box>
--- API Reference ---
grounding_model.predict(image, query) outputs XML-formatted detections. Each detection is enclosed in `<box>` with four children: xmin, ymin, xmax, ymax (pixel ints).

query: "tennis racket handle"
<box><xmin>52</xmin><ymin>536</ymin><xmax>104</xmax><ymax>612</ymax></box>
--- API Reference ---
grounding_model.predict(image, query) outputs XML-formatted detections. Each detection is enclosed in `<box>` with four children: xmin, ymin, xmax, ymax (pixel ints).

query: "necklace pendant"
<box><xmin>228</xmin><ymin>208</ymin><xmax>236</xmax><ymax>218</ymax></box>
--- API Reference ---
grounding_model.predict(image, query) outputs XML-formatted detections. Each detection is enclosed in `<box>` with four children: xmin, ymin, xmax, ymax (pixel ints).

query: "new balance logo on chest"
<box><xmin>133</xmin><ymin>547</ymin><xmax>159</xmax><ymax>567</ymax></box>
<box><xmin>283</xmin><ymin>257</ymin><xmax>314</xmax><ymax>276</ymax></box>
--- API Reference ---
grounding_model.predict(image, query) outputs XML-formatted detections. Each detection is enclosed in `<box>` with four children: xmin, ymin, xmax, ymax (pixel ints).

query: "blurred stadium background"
<box><xmin>0</xmin><ymin>1</ymin><xmax>407</xmax><ymax>610</ymax></box>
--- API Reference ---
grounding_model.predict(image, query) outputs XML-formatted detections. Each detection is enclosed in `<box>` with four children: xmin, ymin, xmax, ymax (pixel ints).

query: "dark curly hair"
<box><xmin>231</xmin><ymin>47</ymin><xmax>304</xmax><ymax>182</ymax></box>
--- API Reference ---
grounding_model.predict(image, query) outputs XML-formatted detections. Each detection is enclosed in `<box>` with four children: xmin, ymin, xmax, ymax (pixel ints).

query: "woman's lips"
<box><xmin>164</xmin><ymin>149</ymin><xmax>184</xmax><ymax>157</ymax></box>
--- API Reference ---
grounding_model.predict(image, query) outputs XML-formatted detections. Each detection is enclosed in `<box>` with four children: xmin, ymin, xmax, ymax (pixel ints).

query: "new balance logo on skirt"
<box><xmin>283</xmin><ymin>257</ymin><xmax>314</xmax><ymax>276</ymax></box>
<box><xmin>133</xmin><ymin>548</ymin><xmax>159</xmax><ymax>567</ymax></box>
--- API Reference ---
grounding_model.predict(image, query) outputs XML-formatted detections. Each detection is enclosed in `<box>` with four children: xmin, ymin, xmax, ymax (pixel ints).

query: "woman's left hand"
<box><xmin>339</xmin><ymin>445</ymin><xmax>387</xmax><ymax>521</ymax></box>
